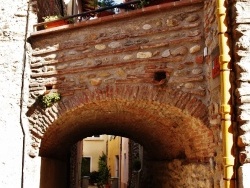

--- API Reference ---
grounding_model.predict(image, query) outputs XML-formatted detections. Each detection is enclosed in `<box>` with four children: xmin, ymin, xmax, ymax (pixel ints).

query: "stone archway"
<box><xmin>26</xmin><ymin>1</ymin><xmax>215</xmax><ymax>186</ymax></box>
<box><xmin>27</xmin><ymin>85</ymin><xmax>215</xmax><ymax>188</ymax></box>
<box><xmin>27</xmin><ymin>85</ymin><xmax>214</xmax><ymax>160</ymax></box>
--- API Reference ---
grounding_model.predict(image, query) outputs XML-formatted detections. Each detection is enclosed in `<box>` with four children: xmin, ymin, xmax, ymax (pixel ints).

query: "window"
<box><xmin>81</xmin><ymin>157</ymin><xmax>91</xmax><ymax>176</ymax></box>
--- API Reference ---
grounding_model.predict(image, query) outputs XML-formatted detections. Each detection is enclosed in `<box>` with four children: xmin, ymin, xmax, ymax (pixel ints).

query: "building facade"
<box><xmin>83</xmin><ymin>135</ymin><xmax>109</xmax><ymax>173</ymax></box>
<box><xmin>0</xmin><ymin>0</ymin><xmax>250</xmax><ymax>188</ymax></box>
<box><xmin>107</xmin><ymin>136</ymin><xmax>130</xmax><ymax>188</ymax></box>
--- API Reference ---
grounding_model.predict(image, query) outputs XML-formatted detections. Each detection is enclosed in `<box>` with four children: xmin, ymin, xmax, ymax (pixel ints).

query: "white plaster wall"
<box><xmin>238</xmin><ymin>164</ymin><xmax>250</xmax><ymax>188</ymax></box>
<box><xmin>0</xmin><ymin>0</ymin><xmax>27</xmax><ymax>187</ymax></box>
<box><xmin>121</xmin><ymin>138</ymin><xmax>129</xmax><ymax>188</ymax></box>
<box><xmin>0</xmin><ymin>0</ymin><xmax>39</xmax><ymax>187</ymax></box>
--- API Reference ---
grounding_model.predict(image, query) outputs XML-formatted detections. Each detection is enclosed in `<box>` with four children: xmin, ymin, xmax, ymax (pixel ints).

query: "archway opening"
<box><xmin>37</xmin><ymin>98</ymin><xmax>214</xmax><ymax>188</ymax></box>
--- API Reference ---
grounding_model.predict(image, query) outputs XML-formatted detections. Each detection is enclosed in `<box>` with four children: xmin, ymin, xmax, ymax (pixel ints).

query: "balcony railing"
<box><xmin>33</xmin><ymin>0</ymin><xmax>141</xmax><ymax>31</ymax></box>
<box><xmin>33</xmin><ymin>0</ymin><xmax>180</xmax><ymax>31</ymax></box>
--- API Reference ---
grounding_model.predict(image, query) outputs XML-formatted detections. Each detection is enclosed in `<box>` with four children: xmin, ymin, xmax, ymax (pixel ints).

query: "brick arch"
<box><xmin>28</xmin><ymin>85</ymin><xmax>214</xmax><ymax>160</ymax></box>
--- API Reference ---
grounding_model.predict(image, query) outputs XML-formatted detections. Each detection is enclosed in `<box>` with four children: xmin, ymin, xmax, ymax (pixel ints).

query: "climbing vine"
<box><xmin>38</xmin><ymin>92</ymin><xmax>61</xmax><ymax>108</ymax></box>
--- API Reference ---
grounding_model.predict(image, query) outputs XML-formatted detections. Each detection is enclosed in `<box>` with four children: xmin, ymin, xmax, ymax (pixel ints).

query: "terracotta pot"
<box><xmin>45</xmin><ymin>20</ymin><xmax>67</xmax><ymax>29</ymax></box>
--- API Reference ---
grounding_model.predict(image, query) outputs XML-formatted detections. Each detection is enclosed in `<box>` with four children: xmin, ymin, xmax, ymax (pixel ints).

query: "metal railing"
<box><xmin>33</xmin><ymin>0</ymin><xmax>141</xmax><ymax>31</ymax></box>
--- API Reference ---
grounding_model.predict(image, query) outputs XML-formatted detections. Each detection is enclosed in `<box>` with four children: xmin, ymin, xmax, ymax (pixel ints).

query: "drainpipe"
<box><xmin>20</xmin><ymin>1</ymin><xmax>33</xmax><ymax>187</ymax></box>
<box><xmin>216</xmin><ymin>0</ymin><xmax>236</xmax><ymax>187</ymax></box>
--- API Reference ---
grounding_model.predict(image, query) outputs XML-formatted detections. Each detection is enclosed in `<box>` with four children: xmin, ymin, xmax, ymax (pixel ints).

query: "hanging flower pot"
<box><xmin>45</xmin><ymin>20</ymin><xmax>67</xmax><ymax>28</ymax></box>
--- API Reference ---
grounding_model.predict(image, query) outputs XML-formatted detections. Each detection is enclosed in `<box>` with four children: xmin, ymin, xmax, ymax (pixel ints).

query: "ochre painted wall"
<box><xmin>108</xmin><ymin>136</ymin><xmax>121</xmax><ymax>177</ymax></box>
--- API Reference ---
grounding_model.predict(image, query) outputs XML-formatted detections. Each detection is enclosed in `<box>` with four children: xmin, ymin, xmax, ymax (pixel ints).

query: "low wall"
<box><xmin>142</xmin><ymin>159</ymin><xmax>214</xmax><ymax>188</ymax></box>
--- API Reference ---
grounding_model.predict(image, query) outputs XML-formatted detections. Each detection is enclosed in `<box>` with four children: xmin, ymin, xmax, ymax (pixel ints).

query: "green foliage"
<box><xmin>139</xmin><ymin>0</ymin><xmax>150</xmax><ymax>7</ymax></box>
<box><xmin>66</xmin><ymin>18</ymin><xmax>75</xmax><ymax>24</ymax></box>
<box><xmin>42</xmin><ymin>15</ymin><xmax>62</xmax><ymax>22</ymax></box>
<box><xmin>98</xmin><ymin>0</ymin><xmax>116</xmax><ymax>7</ymax></box>
<box><xmin>42</xmin><ymin>15</ymin><xmax>74</xmax><ymax>24</ymax></box>
<box><xmin>97</xmin><ymin>152</ymin><xmax>110</xmax><ymax>186</ymax></box>
<box><xmin>38</xmin><ymin>92</ymin><xmax>61</xmax><ymax>108</ymax></box>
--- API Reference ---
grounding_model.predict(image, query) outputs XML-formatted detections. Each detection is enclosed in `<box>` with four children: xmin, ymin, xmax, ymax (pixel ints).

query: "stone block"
<box><xmin>136</xmin><ymin>52</ymin><xmax>152</xmax><ymax>59</ymax></box>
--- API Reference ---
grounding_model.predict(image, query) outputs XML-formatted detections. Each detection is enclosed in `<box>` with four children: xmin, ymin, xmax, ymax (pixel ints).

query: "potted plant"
<box><xmin>37</xmin><ymin>0</ymin><xmax>67</xmax><ymax>24</ymax></box>
<box><xmin>42</xmin><ymin>15</ymin><xmax>67</xmax><ymax>28</ymax></box>
<box><xmin>97</xmin><ymin>153</ymin><xmax>111</xmax><ymax>188</ymax></box>
<box><xmin>89</xmin><ymin>171</ymin><xmax>99</xmax><ymax>185</ymax></box>
<box><xmin>42</xmin><ymin>15</ymin><xmax>75</xmax><ymax>29</ymax></box>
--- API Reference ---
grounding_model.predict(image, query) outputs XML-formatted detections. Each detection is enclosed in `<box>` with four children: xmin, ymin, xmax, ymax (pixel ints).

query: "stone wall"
<box><xmin>204</xmin><ymin>0</ymin><xmax>223</xmax><ymax>187</ymax></box>
<box><xmin>3</xmin><ymin>0</ymin><xmax>250</xmax><ymax>187</ymax></box>
<box><xmin>27</xmin><ymin>1</ymin><xmax>219</xmax><ymax>187</ymax></box>
<box><xmin>0</xmin><ymin>0</ymin><xmax>28</xmax><ymax>187</ymax></box>
<box><xmin>143</xmin><ymin>159</ymin><xmax>214</xmax><ymax>188</ymax></box>
<box><xmin>0</xmin><ymin>0</ymin><xmax>39</xmax><ymax>187</ymax></box>
<box><xmin>28</xmin><ymin>1</ymin><xmax>211</xmax><ymax>159</ymax></box>
<box><xmin>128</xmin><ymin>141</ymin><xmax>141</xmax><ymax>188</ymax></box>
<box><xmin>232</xmin><ymin>0</ymin><xmax>250</xmax><ymax>187</ymax></box>
<box><xmin>28</xmin><ymin>1</ymin><xmax>206</xmax><ymax>103</ymax></box>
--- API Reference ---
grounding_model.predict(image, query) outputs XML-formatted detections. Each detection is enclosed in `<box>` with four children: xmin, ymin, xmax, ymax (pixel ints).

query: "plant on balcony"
<box><xmin>43</xmin><ymin>15</ymin><xmax>63</xmax><ymax>22</ymax></box>
<box><xmin>96</xmin><ymin>0</ymin><xmax>116</xmax><ymax>17</ymax></box>
<box><xmin>42</xmin><ymin>15</ymin><xmax>66</xmax><ymax>28</ymax></box>
<box><xmin>97</xmin><ymin>0</ymin><xmax>115</xmax><ymax>7</ymax></box>
<box><xmin>139</xmin><ymin>0</ymin><xmax>150</xmax><ymax>7</ymax></box>
<box><xmin>42</xmin><ymin>14</ymin><xmax>74</xmax><ymax>29</ymax></box>
<box><xmin>37</xmin><ymin>0</ymin><xmax>66</xmax><ymax>22</ymax></box>
<box><xmin>138</xmin><ymin>0</ymin><xmax>178</xmax><ymax>8</ymax></box>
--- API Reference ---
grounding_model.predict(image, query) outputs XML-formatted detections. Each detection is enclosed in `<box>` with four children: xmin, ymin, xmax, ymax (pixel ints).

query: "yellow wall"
<box><xmin>108</xmin><ymin>136</ymin><xmax>121</xmax><ymax>177</ymax></box>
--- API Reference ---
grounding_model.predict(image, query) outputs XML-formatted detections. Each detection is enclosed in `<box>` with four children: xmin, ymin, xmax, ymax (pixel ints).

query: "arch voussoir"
<box><xmin>27</xmin><ymin>85</ymin><xmax>211</xmax><ymax>158</ymax></box>
<box><xmin>175</xmin><ymin>92</ymin><xmax>191</xmax><ymax>109</ymax></box>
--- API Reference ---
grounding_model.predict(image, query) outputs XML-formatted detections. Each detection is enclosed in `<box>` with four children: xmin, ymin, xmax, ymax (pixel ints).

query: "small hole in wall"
<box><xmin>154</xmin><ymin>71</ymin><xmax>166</xmax><ymax>82</ymax></box>
<box><xmin>46</xmin><ymin>85</ymin><xmax>53</xmax><ymax>91</ymax></box>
